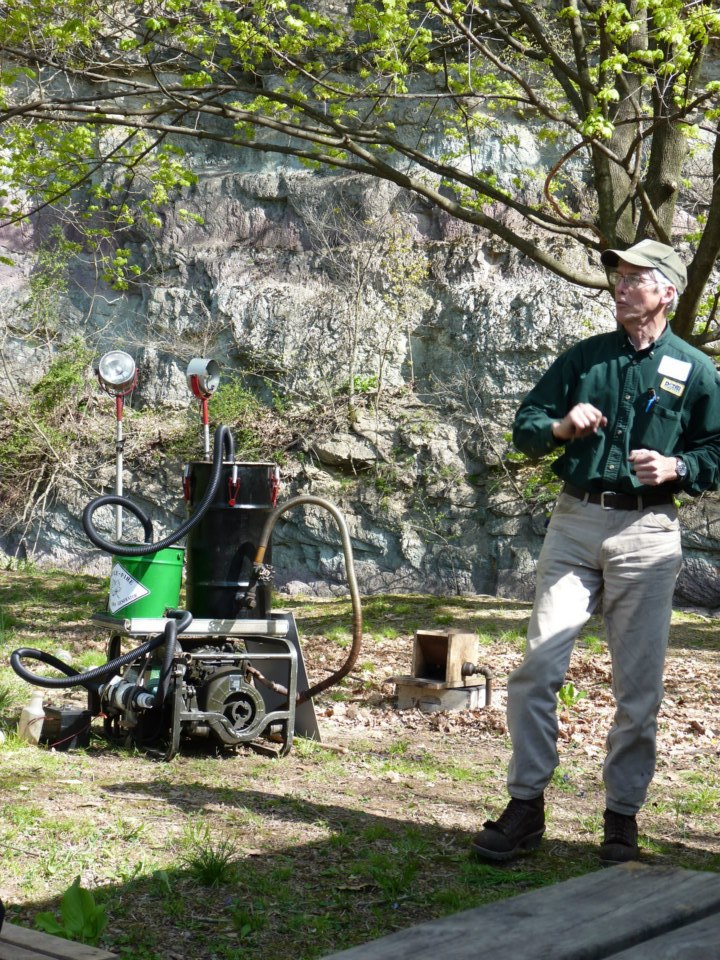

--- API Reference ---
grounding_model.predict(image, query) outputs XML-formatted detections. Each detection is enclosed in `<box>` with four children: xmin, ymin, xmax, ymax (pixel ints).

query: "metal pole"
<box><xmin>115</xmin><ymin>395</ymin><xmax>124</xmax><ymax>540</ymax></box>
<box><xmin>202</xmin><ymin>396</ymin><xmax>210</xmax><ymax>459</ymax></box>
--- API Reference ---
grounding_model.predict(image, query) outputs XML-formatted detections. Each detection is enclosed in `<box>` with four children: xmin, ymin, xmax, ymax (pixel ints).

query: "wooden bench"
<box><xmin>0</xmin><ymin>922</ymin><xmax>116</xmax><ymax>960</ymax></box>
<box><xmin>320</xmin><ymin>863</ymin><xmax>720</xmax><ymax>959</ymax></box>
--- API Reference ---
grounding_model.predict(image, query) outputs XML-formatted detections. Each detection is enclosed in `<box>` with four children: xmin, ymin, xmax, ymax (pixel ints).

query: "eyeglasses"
<box><xmin>606</xmin><ymin>270</ymin><xmax>657</xmax><ymax>290</ymax></box>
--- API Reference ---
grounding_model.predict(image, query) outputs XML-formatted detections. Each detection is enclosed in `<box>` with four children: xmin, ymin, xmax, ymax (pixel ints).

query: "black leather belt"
<box><xmin>562</xmin><ymin>483</ymin><xmax>674</xmax><ymax>511</ymax></box>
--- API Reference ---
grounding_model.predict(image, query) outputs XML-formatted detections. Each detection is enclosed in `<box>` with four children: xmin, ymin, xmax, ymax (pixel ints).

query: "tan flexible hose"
<box><xmin>253</xmin><ymin>495</ymin><xmax>363</xmax><ymax>704</ymax></box>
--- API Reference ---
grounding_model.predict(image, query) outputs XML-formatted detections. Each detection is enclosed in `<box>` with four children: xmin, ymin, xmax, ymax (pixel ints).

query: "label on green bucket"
<box><xmin>109</xmin><ymin>564</ymin><xmax>151</xmax><ymax>614</ymax></box>
<box><xmin>107</xmin><ymin>547</ymin><xmax>185</xmax><ymax>618</ymax></box>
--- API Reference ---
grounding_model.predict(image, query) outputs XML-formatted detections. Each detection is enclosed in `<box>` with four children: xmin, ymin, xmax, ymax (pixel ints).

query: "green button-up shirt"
<box><xmin>513</xmin><ymin>325</ymin><xmax>720</xmax><ymax>496</ymax></box>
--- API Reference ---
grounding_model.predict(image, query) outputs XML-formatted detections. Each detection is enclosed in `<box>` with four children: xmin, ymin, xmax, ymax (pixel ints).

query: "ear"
<box><xmin>660</xmin><ymin>284</ymin><xmax>676</xmax><ymax>307</ymax></box>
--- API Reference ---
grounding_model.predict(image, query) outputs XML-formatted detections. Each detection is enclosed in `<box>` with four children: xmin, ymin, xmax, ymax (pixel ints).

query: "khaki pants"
<box><xmin>507</xmin><ymin>492</ymin><xmax>682</xmax><ymax>815</ymax></box>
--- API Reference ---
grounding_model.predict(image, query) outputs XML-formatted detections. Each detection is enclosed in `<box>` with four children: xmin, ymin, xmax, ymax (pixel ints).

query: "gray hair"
<box><xmin>652</xmin><ymin>268</ymin><xmax>679</xmax><ymax>314</ymax></box>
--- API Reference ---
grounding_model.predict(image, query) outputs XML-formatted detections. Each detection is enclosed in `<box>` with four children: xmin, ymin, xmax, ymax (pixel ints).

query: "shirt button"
<box><xmin>624</xmin><ymin>394</ymin><xmax>631</xmax><ymax>400</ymax></box>
<box><xmin>608</xmin><ymin>465</ymin><xmax>616</xmax><ymax>470</ymax></box>
<box><xmin>616</xmin><ymin>429</ymin><xmax>623</xmax><ymax>436</ymax></box>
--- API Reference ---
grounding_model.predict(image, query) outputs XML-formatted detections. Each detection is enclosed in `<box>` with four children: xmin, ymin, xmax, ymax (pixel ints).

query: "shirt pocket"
<box><xmin>634</xmin><ymin>404</ymin><xmax>682</xmax><ymax>454</ymax></box>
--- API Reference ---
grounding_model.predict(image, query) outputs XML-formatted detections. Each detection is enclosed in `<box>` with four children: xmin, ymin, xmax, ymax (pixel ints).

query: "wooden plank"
<box><xmin>320</xmin><ymin>864</ymin><xmax>720</xmax><ymax>960</ymax></box>
<box><xmin>0</xmin><ymin>941</ymin><xmax>60</xmax><ymax>960</ymax></box>
<box><xmin>611</xmin><ymin>913</ymin><xmax>720</xmax><ymax>959</ymax></box>
<box><xmin>0</xmin><ymin>923</ymin><xmax>115</xmax><ymax>960</ymax></box>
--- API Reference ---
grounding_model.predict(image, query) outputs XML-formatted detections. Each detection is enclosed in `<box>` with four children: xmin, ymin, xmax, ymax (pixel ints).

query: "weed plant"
<box><xmin>181</xmin><ymin>824</ymin><xmax>239</xmax><ymax>887</ymax></box>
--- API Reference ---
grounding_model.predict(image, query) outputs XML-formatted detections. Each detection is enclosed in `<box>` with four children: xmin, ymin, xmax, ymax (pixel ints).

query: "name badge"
<box><xmin>658</xmin><ymin>355</ymin><xmax>692</xmax><ymax>382</ymax></box>
<box><xmin>659</xmin><ymin>376</ymin><xmax>684</xmax><ymax>397</ymax></box>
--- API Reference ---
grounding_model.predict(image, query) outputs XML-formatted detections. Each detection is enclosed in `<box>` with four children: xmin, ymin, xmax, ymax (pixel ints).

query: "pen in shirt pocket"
<box><xmin>645</xmin><ymin>389</ymin><xmax>658</xmax><ymax>413</ymax></box>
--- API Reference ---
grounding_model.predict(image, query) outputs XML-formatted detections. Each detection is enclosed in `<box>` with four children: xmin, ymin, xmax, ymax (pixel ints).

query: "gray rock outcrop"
<box><xmin>1</xmin><ymin>145</ymin><xmax>719</xmax><ymax>608</ymax></box>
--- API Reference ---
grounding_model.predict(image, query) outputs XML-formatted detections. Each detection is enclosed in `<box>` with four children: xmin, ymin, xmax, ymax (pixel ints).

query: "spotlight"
<box><xmin>97</xmin><ymin>350</ymin><xmax>137</xmax><ymax>396</ymax></box>
<box><xmin>186</xmin><ymin>359</ymin><xmax>221</xmax><ymax>459</ymax></box>
<box><xmin>186</xmin><ymin>358</ymin><xmax>220</xmax><ymax>399</ymax></box>
<box><xmin>96</xmin><ymin>350</ymin><xmax>137</xmax><ymax>540</ymax></box>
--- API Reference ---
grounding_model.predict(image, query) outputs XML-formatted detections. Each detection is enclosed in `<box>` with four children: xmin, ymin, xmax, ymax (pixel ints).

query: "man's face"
<box><xmin>612</xmin><ymin>263</ymin><xmax>674</xmax><ymax>330</ymax></box>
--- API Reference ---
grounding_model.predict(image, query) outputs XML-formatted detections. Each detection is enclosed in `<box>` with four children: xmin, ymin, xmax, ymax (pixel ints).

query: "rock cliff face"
<box><xmin>1</xmin><ymin>142</ymin><xmax>719</xmax><ymax>607</ymax></box>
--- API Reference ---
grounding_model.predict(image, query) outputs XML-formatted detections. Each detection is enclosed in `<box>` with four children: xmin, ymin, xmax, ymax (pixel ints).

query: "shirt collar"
<box><xmin>619</xmin><ymin>322</ymin><xmax>669</xmax><ymax>355</ymax></box>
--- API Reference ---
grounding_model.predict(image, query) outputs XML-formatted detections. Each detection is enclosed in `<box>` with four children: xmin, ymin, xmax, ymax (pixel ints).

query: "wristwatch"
<box><xmin>675</xmin><ymin>457</ymin><xmax>688</xmax><ymax>481</ymax></box>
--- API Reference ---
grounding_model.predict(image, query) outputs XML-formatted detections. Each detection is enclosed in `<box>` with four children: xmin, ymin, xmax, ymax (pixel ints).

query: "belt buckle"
<box><xmin>599</xmin><ymin>491</ymin><xmax>616</xmax><ymax>510</ymax></box>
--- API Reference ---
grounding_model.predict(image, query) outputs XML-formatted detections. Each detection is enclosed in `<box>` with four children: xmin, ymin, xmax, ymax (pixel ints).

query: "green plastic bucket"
<box><xmin>107</xmin><ymin>547</ymin><xmax>185</xmax><ymax>619</ymax></box>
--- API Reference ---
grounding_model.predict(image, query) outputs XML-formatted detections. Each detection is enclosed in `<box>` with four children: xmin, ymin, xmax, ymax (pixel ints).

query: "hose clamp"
<box><xmin>270</xmin><ymin>467</ymin><xmax>281</xmax><ymax>506</ymax></box>
<box><xmin>182</xmin><ymin>465</ymin><xmax>192</xmax><ymax>501</ymax></box>
<box><xmin>228</xmin><ymin>471</ymin><xmax>241</xmax><ymax>507</ymax></box>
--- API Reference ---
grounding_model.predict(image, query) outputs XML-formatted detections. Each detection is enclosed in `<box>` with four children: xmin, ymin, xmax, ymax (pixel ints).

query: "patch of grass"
<box><xmin>325</xmin><ymin>627</ymin><xmax>351</xmax><ymax>648</ymax></box>
<box><xmin>391</xmin><ymin>602</ymin><xmax>416</xmax><ymax>616</ymax></box>
<box><xmin>0</xmin><ymin>682</ymin><xmax>19</xmax><ymax>714</ymax></box>
<box><xmin>364</xmin><ymin>849</ymin><xmax>419</xmax><ymax>901</ymax></box>
<box><xmin>361</xmin><ymin>823</ymin><xmax>396</xmax><ymax>843</ymax></box>
<box><xmin>499</xmin><ymin>629</ymin><xmax>526</xmax><ymax>648</ymax></box>
<box><xmin>0</xmin><ymin>608</ymin><xmax>21</xmax><ymax>632</ymax></box>
<box><xmin>579</xmin><ymin>633</ymin><xmax>604</xmax><ymax>654</ymax></box>
<box><xmin>180</xmin><ymin>824</ymin><xmax>239</xmax><ymax>887</ymax></box>
<box><xmin>73</xmin><ymin>650</ymin><xmax>110</xmax><ymax>670</ymax></box>
<box><xmin>674</xmin><ymin>785</ymin><xmax>720</xmax><ymax>818</ymax></box>
<box><xmin>577</xmin><ymin>813</ymin><xmax>602</xmax><ymax>835</ymax></box>
<box><xmin>443</xmin><ymin>761</ymin><xmax>477</xmax><ymax>783</ymax></box>
<box><xmin>550</xmin><ymin>767</ymin><xmax>578</xmax><ymax>793</ymax></box>
<box><xmin>231</xmin><ymin>901</ymin><xmax>267</xmax><ymax>939</ymax></box>
<box><xmin>434</xmin><ymin>612</ymin><xmax>455</xmax><ymax>625</ymax></box>
<box><xmin>1</xmin><ymin>802</ymin><xmax>45</xmax><ymax>827</ymax></box>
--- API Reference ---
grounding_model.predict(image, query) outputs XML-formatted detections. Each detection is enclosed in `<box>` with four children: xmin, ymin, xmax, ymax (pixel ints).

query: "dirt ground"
<box><xmin>1</xmin><ymin>587</ymin><xmax>719</xmax><ymax>959</ymax></box>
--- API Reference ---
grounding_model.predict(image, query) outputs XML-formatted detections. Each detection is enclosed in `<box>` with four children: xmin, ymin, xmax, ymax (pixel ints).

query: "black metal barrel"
<box><xmin>185</xmin><ymin>461</ymin><xmax>279</xmax><ymax>619</ymax></box>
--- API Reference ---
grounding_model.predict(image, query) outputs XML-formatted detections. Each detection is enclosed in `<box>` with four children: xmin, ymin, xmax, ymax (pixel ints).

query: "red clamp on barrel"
<box><xmin>182</xmin><ymin>465</ymin><xmax>192</xmax><ymax>501</ymax></box>
<box><xmin>228</xmin><ymin>467</ymin><xmax>240</xmax><ymax>507</ymax></box>
<box><xmin>270</xmin><ymin>467</ymin><xmax>281</xmax><ymax>506</ymax></box>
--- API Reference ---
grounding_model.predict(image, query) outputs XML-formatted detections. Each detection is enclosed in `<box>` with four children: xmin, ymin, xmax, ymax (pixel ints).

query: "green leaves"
<box><xmin>0</xmin><ymin>0</ymin><xmax>718</xmax><ymax>331</ymax></box>
<box><xmin>35</xmin><ymin>876</ymin><xmax>108</xmax><ymax>946</ymax></box>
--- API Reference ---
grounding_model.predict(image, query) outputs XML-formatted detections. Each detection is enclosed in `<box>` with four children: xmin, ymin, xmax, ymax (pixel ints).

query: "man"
<box><xmin>472</xmin><ymin>240</ymin><xmax>720</xmax><ymax>865</ymax></box>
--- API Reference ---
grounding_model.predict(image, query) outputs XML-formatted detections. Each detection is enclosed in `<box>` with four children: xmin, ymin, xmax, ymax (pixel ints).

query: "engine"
<box><xmin>97</xmin><ymin>633</ymin><xmax>299</xmax><ymax>760</ymax></box>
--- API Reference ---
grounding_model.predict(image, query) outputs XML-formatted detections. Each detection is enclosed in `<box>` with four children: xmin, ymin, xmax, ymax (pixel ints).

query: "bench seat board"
<box><xmin>0</xmin><ymin>922</ymin><xmax>116</xmax><ymax>960</ymax></box>
<box><xmin>611</xmin><ymin>912</ymin><xmax>720</xmax><ymax>959</ymax></box>
<box><xmin>321</xmin><ymin>864</ymin><xmax>720</xmax><ymax>960</ymax></box>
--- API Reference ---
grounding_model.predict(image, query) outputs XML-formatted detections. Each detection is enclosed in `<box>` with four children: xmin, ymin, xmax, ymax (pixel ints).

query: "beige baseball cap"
<box><xmin>601</xmin><ymin>239</ymin><xmax>687</xmax><ymax>293</ymax></box>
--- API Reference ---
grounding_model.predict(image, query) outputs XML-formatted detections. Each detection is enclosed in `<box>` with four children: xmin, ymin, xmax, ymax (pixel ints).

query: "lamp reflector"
<box><xmin>98</xmin><ymin>351</ymin><xmax>137</xmax><ymax>394</ymax></box>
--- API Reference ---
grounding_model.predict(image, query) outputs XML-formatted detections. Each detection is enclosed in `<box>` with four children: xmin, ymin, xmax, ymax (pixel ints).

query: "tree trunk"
<box><xmin>673</xmin><ymin>123</ymin><xmax>720</xmax><ymax>344</ymax></box>
<box><xmin>596</xmin><ymin>1</ymin><xmax>648</xmax><ymax>246</ymax></box>
<box><xmin>636</xmin><ymin>100</ymin><xmax>687</xmax><ymax>241</ymax></box>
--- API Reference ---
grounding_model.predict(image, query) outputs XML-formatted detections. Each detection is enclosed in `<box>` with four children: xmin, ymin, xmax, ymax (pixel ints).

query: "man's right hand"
<box><xmin>552</xmin><ymin>403</ymin><xmax>607</xmax><ymax>442</ymax></box>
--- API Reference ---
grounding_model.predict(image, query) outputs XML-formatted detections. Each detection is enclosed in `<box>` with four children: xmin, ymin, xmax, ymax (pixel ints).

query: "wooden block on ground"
<box><xmin>0</xmin><ymin>922</ymin><xmax>116</xmax><ymax>960</ymax></box>
<box><xmin>320</xmin><ymin>864</ymin><xmax>720</xmax><ymax>960</ymax></box>
<box><xmin>412</xmin><ymin>631</ymin><xmax>482</xmax><ymax>686</ymax></box>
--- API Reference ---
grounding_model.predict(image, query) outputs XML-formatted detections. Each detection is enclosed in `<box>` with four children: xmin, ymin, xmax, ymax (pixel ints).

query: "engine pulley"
<box><xmin>201</xmin><ymin>666</ymin><xmax>265</xmax><ymax>742</ymax></box>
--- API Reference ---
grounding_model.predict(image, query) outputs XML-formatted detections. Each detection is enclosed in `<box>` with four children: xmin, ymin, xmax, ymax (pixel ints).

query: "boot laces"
<box><xmin>604</xmin><ymin>810</ymin><xmax>637</xmax><ymax>846</ymax></box>
<box><xmin>490</xmin><ymin>798</ymin><xmax>541</xmax><ymax>835</ymax></box>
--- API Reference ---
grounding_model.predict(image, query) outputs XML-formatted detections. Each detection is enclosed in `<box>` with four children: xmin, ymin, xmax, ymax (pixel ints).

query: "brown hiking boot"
<box><xmin>600</xmin><ymin>808</ymin><xmax>639</xmax><ymax>866</ymax></box>
<box><xmin>471</xmin><ymin>796</ymin><xmax>545</xmax><ymax>862</ymax></box>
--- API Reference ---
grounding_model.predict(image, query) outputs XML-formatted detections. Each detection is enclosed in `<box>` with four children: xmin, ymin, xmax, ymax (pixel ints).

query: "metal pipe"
<box><xmin>201</xmin><ymin>396</ymin><xmax>210</xmax><ymax>459</ymax></box>
<box><xmin>461</xmin><ymin>662</ymin><xmax>494</xmax><ymax>706</ymax></box>
<box><xmin>245</xmin><ymin>664</ymin><xmax>291</xmax><ymax>697</ymax></box>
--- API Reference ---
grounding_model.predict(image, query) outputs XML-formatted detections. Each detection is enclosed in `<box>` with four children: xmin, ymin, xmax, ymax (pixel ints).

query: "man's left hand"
<box><xmin>628</xmin><ymin>449</ymin><xmax>678</xmax><ymax>485</ymax></box>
